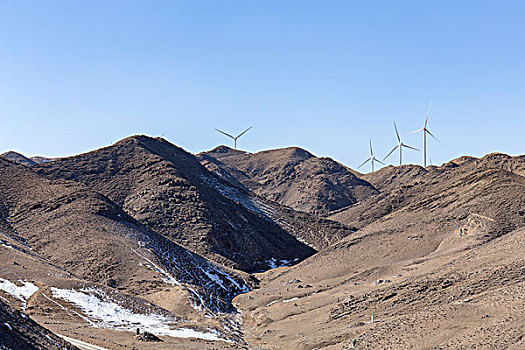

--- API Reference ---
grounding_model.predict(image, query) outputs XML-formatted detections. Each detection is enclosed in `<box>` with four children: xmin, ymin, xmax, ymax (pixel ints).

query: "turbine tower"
<box><xmin>358</xmin><ymin>139</ymin><xmax>385</xmax><ymax>172</ymax></box>
<box><xmin>409</xmin><ymin>101</ymin><xmax>444</xmax><ymax>167</ymax></box>
<box><xmin>215</xmin><ymin>126</ymin><xmax>252</xmax><ymax>150</ymax></box>
<box><xmin>384</xmin><ymin>122</ymin><xmax>419</xmax><ymax>165</ymax></box>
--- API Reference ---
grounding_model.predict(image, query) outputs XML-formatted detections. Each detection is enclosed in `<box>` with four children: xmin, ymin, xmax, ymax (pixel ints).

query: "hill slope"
<box><xmin>233</xmin><ymin>155</ymin><xmax>525</xmax><ymax>349</ymax></box>
<box><xmin>198</xmin><ymin>146</ymin><xmax>378</xmax><ymax>216</ymax></box>
<box><xmin>34</xmin><ymin>136</ymin><xmax>356</xmax><ymax>272</ymax></box>
<box><xmin>0</xmin><ymin>157</ymin><xmax>250</xmax><ymax>314</ymax></box>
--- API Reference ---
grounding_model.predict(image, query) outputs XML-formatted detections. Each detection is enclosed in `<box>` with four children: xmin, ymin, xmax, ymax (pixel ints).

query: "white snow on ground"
<box><xmin>296</xmin><ymin>236</ymin><xmax>318</xmax><ymax>250</ymax></box>
<box><xmin>266</xmin><ymin>258</ymin><xmax>297</xmax><ymax>269</ymax></box>
<box><xmin>282</xmin><ymin>297</ymin><xmax>299</xmax><ymax>303</ymax></box>
<box><xmin>50</xmin><ymin>288</ymin><xmax>226</xmax><ymax>342</ymax></box>
<box><xmin>266</xmin><ymin>300</ymin><xmax>279</xmax><ymax>307</ymax></box>
<box><xmin>199</xmin><ymin>266</ymin><xmax>249</xmax><ymax>293</ymax></box>
<box><xmin>0</xmin><ymin>241</ymin><xmax>15</xmax><ymax>250</ymax></box>
<box><xmin>0</xmin><ymin>278</ymin><xmax>38</xmax><ymax>308</ymax></box>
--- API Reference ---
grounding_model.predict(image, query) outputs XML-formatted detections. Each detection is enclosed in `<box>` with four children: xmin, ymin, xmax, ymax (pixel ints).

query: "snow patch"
<box><xmin>266</xmin><ymin>258</ymin><xmax>297</xmax><ymax>269</ymax></box>
<box><xmin>50</xmin><ymin>288</ymin><xmax>226</xmax><ymax>342</ymax></box>
<box><xmin>282</xmin><ymin>297</ymin><xmax>299</xmax><ymax>303</ymax></box>
<box><xmin>266</xmin><ymin>300</ymin><xmax>279</xmax><ymax>307</ymax></box>
<box><xmin>0</xmin><ymin>278</ymin><xmax>38</xmax><ymax>308</ymax></box>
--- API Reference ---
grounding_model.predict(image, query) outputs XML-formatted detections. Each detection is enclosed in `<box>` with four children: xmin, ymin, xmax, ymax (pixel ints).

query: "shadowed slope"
<box><xmin>34</xmin><ymin>136</ymin><xmax>319</xmax><ymax>272</ymax></box>
<box><xmin>0</xmin><ymin>299</ymin><xmax>79</xmax><ymax>350</ymax></box>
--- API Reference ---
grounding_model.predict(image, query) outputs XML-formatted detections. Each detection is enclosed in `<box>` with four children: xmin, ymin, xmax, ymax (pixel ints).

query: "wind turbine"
<box><xmin>358</xmin><ymin>139</ymin><xmax>385</xmax><ymax>172</ymax></box>
<box><xmin>384</xmin><ymin>122</ymin><xmax>419</xmax><ymax>165</ymax></box>
<box><xmin>409</xmin><ymin>101</ymin><xmax>444</xmax><ymax>167</ymax></box>
<box><xmin>215</xmin><ymin>126</ymin><xmax>252</xmax><ymax>150</ymax></box>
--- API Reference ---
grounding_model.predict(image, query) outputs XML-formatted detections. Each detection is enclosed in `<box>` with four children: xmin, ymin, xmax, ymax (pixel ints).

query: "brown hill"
<box><xmin>233</xmin><ymin>154</ymin><xmax>525</xmax><ymax>349</ymax></box>
<box><xmin>330</xmin><ymin>154</ymin><xmax>525</xmax><ymax>234</ymax></box>
<box><xmin>33</xmin><ymin>136</ymin><xmax>356</xmax><ymax>272</ymax></box>
<box><xmin>198</xmin><ymin>146</ymin><xmax>378</xmax><ymax>216</ymax></box>
<box><xmin>0</xmin><ymin>157</ymin><xmax>251</xmax><ymax>314</ymax></box>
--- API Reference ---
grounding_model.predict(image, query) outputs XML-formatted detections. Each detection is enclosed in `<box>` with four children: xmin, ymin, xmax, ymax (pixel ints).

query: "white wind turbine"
<box><xmin>215</xmin><ymin>126</ymin><xmax>252</xmax><ymax>150</ymax></box>
<box><xmin>358</xmin><ymin>139</ymin><xmax>385</xmax><ymax>172</ymax></box>
<box><xmin>384</xmin><ymin>122</ymin><xmax>419</xmax><ymax>165</ymax></box>
<box><xmin>409</xmin><ymin>101</ymin><xmax>444</xmax><ymax>167</ymax></box>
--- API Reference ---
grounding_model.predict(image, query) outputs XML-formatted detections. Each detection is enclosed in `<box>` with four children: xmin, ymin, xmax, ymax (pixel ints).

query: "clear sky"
<box><xmin>1</xmin><ymin>1</ymin><xmax>524</xmax><ymax>171</ymax></box>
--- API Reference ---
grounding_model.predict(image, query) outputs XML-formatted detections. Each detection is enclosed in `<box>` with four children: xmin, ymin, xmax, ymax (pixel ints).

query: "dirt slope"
<box><xmin>198</xmin><ymin>146</ymin><xmax>378</xmax><ymax>215</ymax></box>
<box><xmin>234</xmin><ymin>155</ymin><xmax>525</xmax><ymax>349</ymax></box>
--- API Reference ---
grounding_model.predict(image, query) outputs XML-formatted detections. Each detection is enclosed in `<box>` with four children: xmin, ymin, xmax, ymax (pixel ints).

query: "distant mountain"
<box><xmin>34</xmin><ymin>136</ymin><xmax>353</xmax><ymax>272</ymax></box>
<box><xmin>198</xmin><ymin>146</ymin><xmax>378</xmax><ymax>216</ymax></box>
<box><xmin>1</xmin><ymin>151</ymin><xmax>37</xmax><ymax>166</ymax></box>
<box><xmin>330</xmin><ymin>154</ymin><xmax>525</xmax><ymax>235</ymax></box>
<box><xmin>1</xmin><ymin>151</ymin><xmax>56</xmax><ymax>166</ymax></box>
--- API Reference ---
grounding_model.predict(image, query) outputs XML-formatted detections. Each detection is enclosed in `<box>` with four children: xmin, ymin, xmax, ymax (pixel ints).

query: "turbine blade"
<box><xmin>236</xmin><ymin>126</ymin><xmax>252</xmax><ymax>139</ymax></box>
<box><xmin>394</xmin><ymin>122</ymin><xmax>401</xmax><ymax>142</ymax></box>
<box><xmin>358</xmin><ymin>158</ymin><xmax>371</xmax><ymax>169</ymax></box>
<box><xmin>402</xmin><ymin>143</ymin><xmax>420</xmax><ymax>152</ymax></box>
<box><xmin>383</xmin><ymin>145</ymin><xmax>399</xmax><ymax>160</ymax></box>
<box><xmin>215</xmin><ymin>129</ymin><xmax>235</xmax><ymax>139</ymax></box>
<box><xmin>374</xmin><ymin>158</ymin><xmax>386</xmax><ymax>165</ymax></box>
<box><xmin>369</xmin><ymin>139</ymin><xmax>373</xmax><ymax>156</ymax></box>
<box><xmin>426</xmin><ymin>129</ymin><xmax>446</xmax><ymax>149</ymax></box>
<box><xmin>424</xmin><ymin>100</ymin><xmax>432</xmax><ymax>127</ymax></box>
<box><xmin>408</xmin><ymin>128</ymin><xmax>424</xmax><ymax>134</ymax></box>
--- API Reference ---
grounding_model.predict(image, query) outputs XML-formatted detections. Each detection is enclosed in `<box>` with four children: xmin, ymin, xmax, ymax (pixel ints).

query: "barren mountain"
<box><xmin>233</xmin><ymin>154</ymin><xmax>525</xmax><ymax>349</ymax></box>
<box><xmin>198</xmin><ymin>146</ymin><xmax>378</xmax><ymax>215</ymax></box>
<box><xmin>34</xmin><ymin>136</ymin><xmax>354</xmax><ymax>272</ymax></box>
<box><xmin>0</xmin><ymin>156</ymin><xmax>254</xmax><ymax>348</ymax></box>
<box><xmin>2</xmin><ymin>137</ymin><xmax>523</xmax><ymax>349</ymax></box>
<box><xmin>0</xmin><ymin>156</ymin><xmax>256</xmax><ymax>309</ymax></box>
<box><xmin>330</xmin><ymin>154</ymin><xmax>525</xmax><ymax>233</ymax></box>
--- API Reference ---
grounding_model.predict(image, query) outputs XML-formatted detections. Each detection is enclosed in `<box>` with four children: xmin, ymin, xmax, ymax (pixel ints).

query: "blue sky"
<box><xmin>1</xmin><ymin>1</ymin><xmax>524</xmax><ymax>170</ymax></box>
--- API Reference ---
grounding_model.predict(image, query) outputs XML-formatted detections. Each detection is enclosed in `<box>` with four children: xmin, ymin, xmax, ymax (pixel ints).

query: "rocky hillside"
<box><xmin>330</xmin><ymin>154</ymin><xmax>525</xmax><ymax>235</ymax></box>
<box><xmin>198</xmin><ymin>146</ymin><xmax>378</xmax><ymax>215</ymax></box>
<box><xmin>233</xmin><ymin>154</ymin><xmax>525</xmax><ymax>349</ymax></box>
<box><xmin>0</xmin><ymin>299</ymin><xmax>78</xmax><ymax>350</ymax></box>
<box><xmin>0</xmin><ymin>157</ymin><xmax>250</xmax><ymax>314</ymax></box>
<box><xmin>34</xmin><ymin>136</ymin><xmax>355</xmax><ymax>272</ymax></box>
